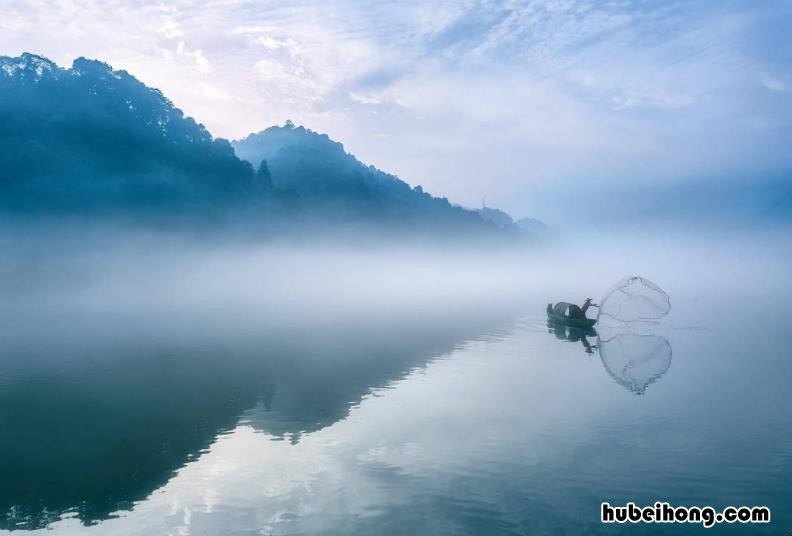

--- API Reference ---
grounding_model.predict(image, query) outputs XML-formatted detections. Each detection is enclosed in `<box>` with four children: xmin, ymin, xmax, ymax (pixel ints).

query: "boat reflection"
<box><xmin>547</xmin><ymin>320</ymin><xmax>598</xmax><ymax>354</ymax></box>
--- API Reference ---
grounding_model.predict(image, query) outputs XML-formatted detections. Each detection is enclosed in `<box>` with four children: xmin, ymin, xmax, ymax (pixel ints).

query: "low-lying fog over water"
<box><xmin>1</xmin><ymin>229</ymin><xmax>791</xmax><ymax>534</ymax></box>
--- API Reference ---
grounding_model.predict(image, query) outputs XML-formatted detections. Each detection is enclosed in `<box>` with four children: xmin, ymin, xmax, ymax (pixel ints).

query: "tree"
<box><xmin>255</xmin><ymin>160</ymin><xmax>273</xmax><ymax>189</ymax></box>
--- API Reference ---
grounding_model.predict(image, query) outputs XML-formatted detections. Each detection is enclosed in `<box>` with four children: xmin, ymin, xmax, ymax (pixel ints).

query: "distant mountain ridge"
<box><xmin>476</xmin><ymin>207</ymin><xmax>514</xmax><ymax>228</ymax></box>
<box><xmin>233</xmin><ymin>124</ymin><xmax>489</xmax><ymax>228</ymax></box>
<box><xmin>0</xmin><ymin>52</ymin><xmax>538</xmax><ymax>239</ymax></box>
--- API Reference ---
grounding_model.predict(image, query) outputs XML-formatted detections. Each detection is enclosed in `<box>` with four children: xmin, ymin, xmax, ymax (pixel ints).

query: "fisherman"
<box><xmin>567</xmin><ymin>299</ymin><xmax>596</xmax><ymax>319</ymax></box>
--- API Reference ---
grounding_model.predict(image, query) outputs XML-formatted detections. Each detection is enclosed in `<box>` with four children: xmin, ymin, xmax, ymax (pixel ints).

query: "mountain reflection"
<box><xmin>0</xmin><ymin>303</ymin><xmax>521</xmax><ymax>530</ymax></box>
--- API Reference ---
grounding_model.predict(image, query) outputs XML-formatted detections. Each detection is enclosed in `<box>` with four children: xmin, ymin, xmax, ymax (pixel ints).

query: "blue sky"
<box><xmin>1</xmin><ymin>0</ymin><xmax>790</xmax><ymax>222</ymax></box>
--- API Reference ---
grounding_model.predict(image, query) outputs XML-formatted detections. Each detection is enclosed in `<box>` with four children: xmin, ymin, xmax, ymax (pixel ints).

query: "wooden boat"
<box><xmin>546</xmin><ymin>302</ymin><xmax>597</xmax><ymax>328</ymax></box>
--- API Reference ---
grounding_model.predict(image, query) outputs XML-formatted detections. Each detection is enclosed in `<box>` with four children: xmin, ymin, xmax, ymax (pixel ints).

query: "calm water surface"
<box><xmin>1</xmin><ymin>279</ymin><xmax>790</xmax><ymax>534</ymax></box>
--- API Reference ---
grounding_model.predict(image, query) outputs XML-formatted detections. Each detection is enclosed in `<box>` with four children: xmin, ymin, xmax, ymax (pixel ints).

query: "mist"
<box><xmin>3</xmin><ymin>219</ymin><xmax>792</xmax><ymax>531</ymax></box>
<box><xmin>3</xmin><ymin>221</ymin><xmax>790</xmax><ymax>327</ymax></box>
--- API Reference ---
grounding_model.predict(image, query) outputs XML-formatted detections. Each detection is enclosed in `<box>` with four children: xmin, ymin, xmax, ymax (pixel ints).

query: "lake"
<box><xmin>1</xmin><ymin>236</ymin><xmax>790</xmax><ymax>534</ymax></box>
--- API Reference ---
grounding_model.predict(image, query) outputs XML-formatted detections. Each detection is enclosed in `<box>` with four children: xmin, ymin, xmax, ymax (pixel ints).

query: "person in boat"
<box><xmin>566</xmin><ymin>304</ymin><xmax>584</xmax><ymax>319</ymax></box>
<box><xmin>565</xmin><ymin>299</ymin><xmax>596</xmax><ymax>319</ymax></box>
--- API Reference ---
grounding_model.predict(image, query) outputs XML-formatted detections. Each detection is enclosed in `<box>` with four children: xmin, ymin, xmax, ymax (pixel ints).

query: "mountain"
<box><xmin>0</xmin><ymin>53</ymin><xmax>530</xmax><ymax>239</ymax></box>
<box><xmin>476</xmin><ymin>208</ymin><xmax>554</xmax><ymax>240</ymax></box>
<box><xmin>515</xmin><ymin>217</ymin><xmax>553</xmax><ymax>237</ymax></box>
<box><xmin>0</xmin><ymin>53</ymin><xmax>255</xmax><ymax>215</ymax></box>
<box><xmin>476</xmin><ymin>207</ymin><xmax>514</xmax><ymax>228</ymax></box>
<box><xmin>233</xmin><ymin>123</ymin><xmax>489</xmax><ymax>230</ymax></box>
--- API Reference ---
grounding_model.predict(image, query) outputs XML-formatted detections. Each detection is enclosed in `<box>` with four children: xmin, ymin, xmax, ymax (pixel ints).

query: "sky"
<box><xmin>1</xmin><ymin>0</ymin><xmax>791</xmax><ymax>223</ymax></box>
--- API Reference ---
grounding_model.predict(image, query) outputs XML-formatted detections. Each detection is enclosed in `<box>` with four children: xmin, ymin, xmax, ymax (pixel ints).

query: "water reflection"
<box><xmin>547</xmin><ymin>321</ymin><xmax>598</xmax><ymax>354</ymax></box>
<box><xmin>546</xmin><ymin>320</ymin><xmax>672</xmax><ymax>394</ymax></box>
<box><xmin>0</xmin><ymin>304</ymin><xmax>521</xmax><ymax>530</ymax></box>
<box><xmin>598</xmin><ymin>332</ymin><xmax>672</xmax><ymax>395</ymax></box>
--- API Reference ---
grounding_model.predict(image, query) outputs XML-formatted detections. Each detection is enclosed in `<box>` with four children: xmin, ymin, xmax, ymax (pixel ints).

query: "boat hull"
<box><xmin>546</xmin><ymin>313</ymin><xmax>596</xmax><ymax>328</ymax></box>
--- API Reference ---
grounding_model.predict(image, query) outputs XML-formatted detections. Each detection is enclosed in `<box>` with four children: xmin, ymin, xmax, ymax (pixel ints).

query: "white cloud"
<box><xmin>349</xmin><ymin>92</ymin><xmax>382</xmax><ymax>105</ymax></box>
<box><xmin>256</xmin><ymin>35</ymin><xmax>287</xmax><ymax>50</ymax></box>
<box><xmin>192</xmin><ymin>48</ymin><xmax>211</xmax><ymax>75</ymax></box>
<box><xmin>760</xmin><ymin>72</ymin><xmax>786</xmax><ymax>92</ymax></box>
<box><xmin>172</xmin><ymin>41</ymin><xmax>212</xmax><ymax>75</ymax></box>
<box><xmin>610</xmin><ymin>91</ymin><xmax>696</xmax><ymax>110</ymax></box>
<box><xmin>158</xmin><ymin>16</ymin><xmax>184</xmax><ymax>39</ymax></box>
<box><xmin>196</xmin><ymin>82</ymin><xmax>232</xmax><ymax>102</ymax></box>
<box><xmin>232</xmin><ymin>24</ymin><xmax>277</xmax><ymax>34</ymax></box>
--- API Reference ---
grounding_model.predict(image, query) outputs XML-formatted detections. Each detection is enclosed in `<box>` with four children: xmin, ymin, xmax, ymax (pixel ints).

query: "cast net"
<box><xmin>597</xmin><ymin>276</ymin><xmax>671</xmax><ymax>323</ymax></box>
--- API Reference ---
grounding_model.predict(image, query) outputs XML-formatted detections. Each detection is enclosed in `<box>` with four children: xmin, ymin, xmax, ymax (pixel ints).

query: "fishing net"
<box><xmin>598</xmin><ymin>333</ymin><xmax>672</xmax><ymax>395</ymax></box>
<box><xmin>597</xmin><ymin>276</ymin><xmax>670</xmax><ymax>323</ymax></box>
